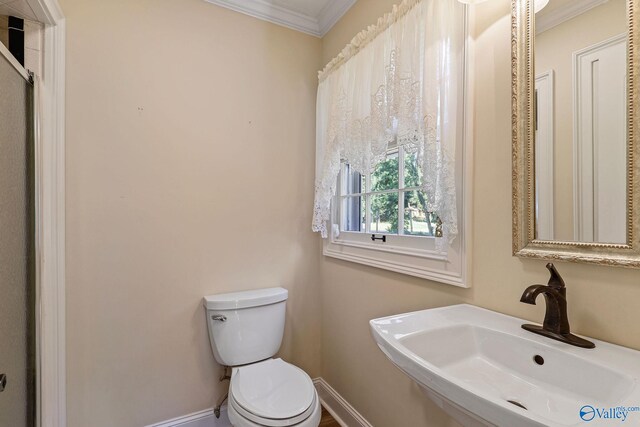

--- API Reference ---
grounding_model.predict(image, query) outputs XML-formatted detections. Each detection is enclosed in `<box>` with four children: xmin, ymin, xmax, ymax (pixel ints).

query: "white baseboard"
<box><xmin>313</xmin><ymin>378</ymin><xmax>373</xmax><ymax>427</ymax></box>
<box><xmin>146</xmin><ymin>407</ymin><xmax>231</xmax><ymax>427</ymax></box>
<box><xmin>146</xmin><ymin>379</ymin><xmax>371</xmax><ymax>427</ymax></box>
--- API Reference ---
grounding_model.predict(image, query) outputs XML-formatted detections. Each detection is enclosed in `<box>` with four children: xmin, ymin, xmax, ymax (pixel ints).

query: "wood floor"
<box><xmin>319</xmin><ymin>407</ymin><xmax>341</xmax><ymax>427</ymax></box>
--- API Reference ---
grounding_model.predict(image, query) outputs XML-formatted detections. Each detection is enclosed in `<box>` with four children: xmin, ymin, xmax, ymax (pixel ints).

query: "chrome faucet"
<box><xmin>520</xmin><ymin>263</ymin><xmax>595</xmax><ymax>349</ymax></box>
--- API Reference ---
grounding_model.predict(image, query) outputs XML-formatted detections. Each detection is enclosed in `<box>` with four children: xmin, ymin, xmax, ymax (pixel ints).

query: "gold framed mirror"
<box><xmin>512</xmin><ymin>0</ymin><xmax>640</xmax><ymax>266</ymax></box>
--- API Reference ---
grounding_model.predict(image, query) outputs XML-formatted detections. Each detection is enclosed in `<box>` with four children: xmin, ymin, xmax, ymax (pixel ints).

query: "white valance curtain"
<box><xmin>312</xmin><ymin>0</ymin><xmax>464</xmax><ymax>244</ymax></box>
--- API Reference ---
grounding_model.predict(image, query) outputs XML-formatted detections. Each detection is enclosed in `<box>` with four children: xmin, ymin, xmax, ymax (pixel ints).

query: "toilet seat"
<box><xmin>228</xmin><ymin>392</ymin><xmax>321</xmax><ymax>427</ymax></box>
<box><xmin>229</xmin><ymin>358</ymin><xmax>317</xmax><ymax>427</ymax></box>
<box><xmin>229</xmin><ymin>387</ymin><xmax>317</xmax><ymax>426</ymax></box>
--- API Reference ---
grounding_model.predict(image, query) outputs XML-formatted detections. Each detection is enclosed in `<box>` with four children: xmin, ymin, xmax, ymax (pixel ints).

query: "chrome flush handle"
<box><xmin>211</xmin><ymin>315</ymin><xmax>227</xmax><ymax>322</ymax></box>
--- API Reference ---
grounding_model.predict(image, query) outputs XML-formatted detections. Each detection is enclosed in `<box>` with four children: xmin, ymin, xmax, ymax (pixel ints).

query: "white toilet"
<box><xmin>204</xmin><ymin>287</ymin><xmax>321</xmax><ymax>427</ymax></box>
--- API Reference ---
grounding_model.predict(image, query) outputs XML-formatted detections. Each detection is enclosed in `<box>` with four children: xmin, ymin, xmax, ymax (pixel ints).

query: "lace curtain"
<box><xmin>312</xmin><ymin>0</ymin><xmax>464</xmax><ymax>246</ymax></box>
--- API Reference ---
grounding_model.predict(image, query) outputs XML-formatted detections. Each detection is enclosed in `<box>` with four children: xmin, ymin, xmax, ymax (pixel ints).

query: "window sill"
<box><xmin>323</xmin><ymin>238</ymin><xmax>469</xmax><ymax>288</ymax></box>
<box><xmin>331</xmin><ymin>233</ymin><xmax>448</xmax><ymax>260</ymax></box>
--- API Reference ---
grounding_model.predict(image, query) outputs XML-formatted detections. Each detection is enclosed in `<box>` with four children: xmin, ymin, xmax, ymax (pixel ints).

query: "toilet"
<box><xmin>204</xmin><ymin>287</ymin><xmax>321</xmax><ymax>427</ymax></box>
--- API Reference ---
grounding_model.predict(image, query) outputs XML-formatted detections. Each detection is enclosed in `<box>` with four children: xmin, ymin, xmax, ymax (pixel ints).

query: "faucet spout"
<box><xmin>520</xmin><ymin>284</ymin><xmax>569</xmax><ymax>334</ymax></box>
<box><xmin>520</xmin><ymin>284</ymin><xmax>547</xmax><ymax>304</ymax></box>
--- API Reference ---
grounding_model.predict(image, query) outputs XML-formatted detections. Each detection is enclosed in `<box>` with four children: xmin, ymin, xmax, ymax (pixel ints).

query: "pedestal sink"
<box><xmin>370</xmin><ymin>305</ymin><xmax>640</xmax><ymax>427</ymax></box>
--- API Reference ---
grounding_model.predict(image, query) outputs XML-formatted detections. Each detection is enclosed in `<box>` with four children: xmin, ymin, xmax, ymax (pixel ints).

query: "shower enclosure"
<box><xmin>0</xmin><ymin>45</ymin><xmax>36</xmax><ymax>426</ymax></box>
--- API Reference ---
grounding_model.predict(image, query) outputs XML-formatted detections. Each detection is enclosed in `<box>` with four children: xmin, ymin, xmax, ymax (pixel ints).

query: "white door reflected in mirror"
<box><xmin>534</xmin><ymin>0</ymin><xmax>628</xmax><ymax>244</ymax></box>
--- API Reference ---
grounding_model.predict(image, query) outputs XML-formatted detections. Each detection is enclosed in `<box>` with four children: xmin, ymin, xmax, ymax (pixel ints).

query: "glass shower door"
<box><xmin>0</xmin><ymin>49</ymin><xmax>36</xmax><ymax>426</ymax></box>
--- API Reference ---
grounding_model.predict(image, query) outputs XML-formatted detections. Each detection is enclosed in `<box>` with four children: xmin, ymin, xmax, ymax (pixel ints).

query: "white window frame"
<box><xmin>336</xmin><ymin>147</ymin><xmax>445</xmax><ymax>256</ymax></box>
<box><xmin>322</xmin><ymin>10</ymin><xmax>473</xmax><ymax>288</ymax></box>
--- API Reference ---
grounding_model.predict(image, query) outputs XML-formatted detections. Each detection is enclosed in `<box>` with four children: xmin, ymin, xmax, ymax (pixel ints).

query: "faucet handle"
<box><xmin>546</xmin><ymin>263</ymin><xmax>565</xmax><ymax>289</ymax></box>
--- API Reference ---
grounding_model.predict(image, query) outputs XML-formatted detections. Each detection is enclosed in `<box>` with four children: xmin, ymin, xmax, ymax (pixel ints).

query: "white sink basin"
<box><xmin>370</xmin><ymin>304</ymin><xmax>640</xmax><ymax>427</ymax></box>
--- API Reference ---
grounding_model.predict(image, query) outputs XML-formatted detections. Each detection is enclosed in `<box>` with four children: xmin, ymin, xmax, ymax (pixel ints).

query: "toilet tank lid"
<box><xmin>203</xmin><ymin>287</ymin><xmax>288</xmax><ymax>310</ymax></box>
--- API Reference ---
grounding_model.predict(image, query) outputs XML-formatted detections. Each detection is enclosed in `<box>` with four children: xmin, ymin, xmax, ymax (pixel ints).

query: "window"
<box><xmin>322</xmin><ymin>111</ymin><xmax>471</xmax><ymax>288</ymax></box>
<box><xmin>323</xmin><ymin>139</ymin><xmax>470</xmax><ymax>287</ymax></box>
<box><xmin>330</xmin><ymin>145</ymin><xmax>450</xmax><ymax>259</ymax></box>
<box><xmin>339</xmin><ymin>147</ymin><xmax>443</xmax><ymax>238</ymax></box>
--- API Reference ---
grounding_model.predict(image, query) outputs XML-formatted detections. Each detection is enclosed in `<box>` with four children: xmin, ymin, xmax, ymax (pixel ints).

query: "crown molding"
<box><xmin>536</xmin><ymin>0</ymin><xmax>609</xmax><ymax>34</ymax></box>
<box><xmin>318</xmin><ymin>0</ymin><xmax>356</xmax><ymax>37</ymax></box>
<box><xmin>203</xmin><ymin>0</ymin><xmax>354</xmax><ymax>37</ymax></box>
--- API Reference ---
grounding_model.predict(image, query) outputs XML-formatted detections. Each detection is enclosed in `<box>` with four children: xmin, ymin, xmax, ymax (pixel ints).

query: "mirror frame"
<box><xmin>512</xmin><ymin>0</ymin><xmax>640</xmax><ymax>267</ymax></box>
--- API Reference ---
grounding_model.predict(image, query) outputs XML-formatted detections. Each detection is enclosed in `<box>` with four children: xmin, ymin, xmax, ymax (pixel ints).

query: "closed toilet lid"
<box><xmin>231</xmin><ymin>358</ymin><xmax>315</xmax><ymax>421</ymax></box>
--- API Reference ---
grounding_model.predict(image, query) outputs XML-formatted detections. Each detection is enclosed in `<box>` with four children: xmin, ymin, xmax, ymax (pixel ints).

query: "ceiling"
<box><xmin>0</xmin><ymin>0</ymin><xmax>38</xmax><ymax>21</ymax></box>
<box><xmin>204</xmin><ymin>0</ymin><xmax>356</xmax><ymax>37</ymax></box>
<box><xmin>271</xmin><ymin>0</ymin><xmax>333</xmax><ymax>17</ymax></box>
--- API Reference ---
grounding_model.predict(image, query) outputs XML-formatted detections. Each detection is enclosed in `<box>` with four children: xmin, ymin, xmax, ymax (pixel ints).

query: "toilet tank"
<box><xmin>204</xmin><ymin>287</ymin><xmax>288</xmax><ymax>366</ymax></box>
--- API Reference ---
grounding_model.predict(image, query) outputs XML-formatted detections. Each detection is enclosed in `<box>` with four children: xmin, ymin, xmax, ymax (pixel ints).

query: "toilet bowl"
<box><xmin>204</xmin><ymin>288</ymin><xmax>320</xmax><ymax>427</ymax></box>
<box><xmin>227</xmin><ymin>359</ymin><xmax>321</xmax><ymax>427</ymax></box>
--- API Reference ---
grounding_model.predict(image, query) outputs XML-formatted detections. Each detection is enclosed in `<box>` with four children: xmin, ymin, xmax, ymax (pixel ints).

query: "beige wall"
<box><xmin>535</xmin><ymin>0</ymin><xmax>627</xmax><ymax>241</ymax></box>
<box><xmin>61</xmin><ymin>0</ymin><xmax>322</xmax><ymax>425</ymax></box>
<box><xmin>320</xmin><ymin>1</ymin><xmax>640</xmax><ymax>426</ymax></box>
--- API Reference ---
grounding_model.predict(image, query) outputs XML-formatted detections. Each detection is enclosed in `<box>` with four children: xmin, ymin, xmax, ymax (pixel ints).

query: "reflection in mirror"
<box><xmin>534</xmin><ymin>0</ymin><xmax>628</xmax><ymax>244</ymax></box>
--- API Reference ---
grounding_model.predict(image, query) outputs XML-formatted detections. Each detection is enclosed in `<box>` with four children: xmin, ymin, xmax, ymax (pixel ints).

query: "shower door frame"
<box><xmin>0</xmin><ymin>33</ymin><xmax>36</xmax><ymax>427</ymax></box>
<box><xmin>3</xmin><ymin>1</ymin><xmax>67</xmax><ymax>426</ymax></box>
